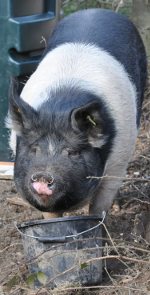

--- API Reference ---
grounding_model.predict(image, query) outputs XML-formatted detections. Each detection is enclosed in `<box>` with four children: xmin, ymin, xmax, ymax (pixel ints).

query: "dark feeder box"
<box><xmin>15</xmin><ymin>213</ymin><xmax>105</xmax><ymax>289</ymax></box>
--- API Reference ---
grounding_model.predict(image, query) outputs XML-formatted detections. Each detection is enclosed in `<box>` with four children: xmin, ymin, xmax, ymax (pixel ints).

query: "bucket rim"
<box><xmin>17</xmin><ymin>214</ymin><xmax>103</xmax><ymax>229</ymax></box>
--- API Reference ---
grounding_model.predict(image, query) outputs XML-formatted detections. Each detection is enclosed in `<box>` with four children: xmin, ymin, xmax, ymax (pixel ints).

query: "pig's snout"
<box><xmin>31</xmin><ymin>172</ymin><xmax>54</xmax><ymax>186</ymax></box>
<box><xmin>31</xmin><ymin>172</ymin><xmax>54</xmax><ymax>198</ymax></box>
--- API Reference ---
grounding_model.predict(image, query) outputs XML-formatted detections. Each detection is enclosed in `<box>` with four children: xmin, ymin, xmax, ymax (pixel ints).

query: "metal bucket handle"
<box><xmin>14</xmin><ymin>211</ymin><xmax>106</xmax><ymax>243</ymax></box>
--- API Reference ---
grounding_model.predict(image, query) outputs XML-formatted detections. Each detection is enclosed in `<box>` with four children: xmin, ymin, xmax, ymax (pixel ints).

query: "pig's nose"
<box><xmin>31</xmin><ymin>172</ymin><xmax>54</xmax><ymax>186</ymax></box>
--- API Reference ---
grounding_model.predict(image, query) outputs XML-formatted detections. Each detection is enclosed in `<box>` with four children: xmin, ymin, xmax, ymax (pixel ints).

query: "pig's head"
<box><xmin>8</xmin><ymin>81</ymin><xmax>115</xmax><ymax>213</ymax></box>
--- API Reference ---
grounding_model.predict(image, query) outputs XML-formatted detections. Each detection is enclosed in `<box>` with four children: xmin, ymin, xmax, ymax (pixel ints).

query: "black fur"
<box><xmin>11</xmin><ymin>83</ymin><xmax>116</xmax><ymax>212</ymax></box>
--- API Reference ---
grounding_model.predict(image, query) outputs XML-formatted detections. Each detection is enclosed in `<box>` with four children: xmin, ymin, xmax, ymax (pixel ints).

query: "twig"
<box><xmin>10</xmin><ymin>287</ymin><xmax>48</xmax><ymax>295</ymax></box>
<box><xmin>103</xmin><ymin>223</ymin><xmax>120</xmax><ymax>255</ymax></box>
<box><xmin>0</xmin><ymin>243</ymin><xmax>22</xmax><ymax>253</ymax></box>
<box><xmin>1</xmin><ymin>238</ymin><xmax>150</xmax><ymax>277</ymax></box>
<box><xmin>142</xmin><ymin>98</ymin><xmax>150</xmax><ymax>110</ymax></box>
<box><xmin>115</xmin><ymin>0</ymin><xmax>123</xmax><ymax>12</ymax></box>
<box><xmin>132</xmin><ymin>198</ymin><xmax>150</xmax><ymax>205</ymax></box>
<box><xmin>131</xmin><ymin>183</ymin><xmax>149</xmax><ymax>198</ymax></box>
<box><xmin>0</xmin><ymin>237</ymin><xmax>103</xmax><ymax>281</ymax></box>
<box><xmin>61</xmin><ymin>0</ymin><xmax>71</xmax><ymax>7</ymax></box>
<box><xmin>139</xmin><ymin>154</ymin><xmax>150</xmax><ymax>161</ymax></box>
<box><xmin>51</xmin><ymin>284</ymin><xmax>147</xmax><ymax>293</ymax></box>
<box><xmin>35</xmin><ymin>255</ymin><xmax>150</xmax><ymax>294</ymax></box>
<box><xmin>6</xmin><ymin>197</ymin><xmax>32</xmax><ymax>208</ymax></box>
<box><xmin>122</xmin><ymin>197</ymin><xmax>150</xmax><ymax>209</ymax></box>
<box><xmin>103</xmin><ymin>223</ymin><xmax>132</xmax><ymax>270</ymax></box>
<box><xmin>40</xmin><ymin>36</ymin><xmax>47</xmax><ymax>47</ymax></box>
<box><xmin>87</xmin><ymin>175</ymin><xmax>150</xmax><ymax>182</ymax></box>
<box><xmin>96</xmin><ymin>0</ymin><xmax>118</xmax><ymax>7</ymax></box>
<box><xmin>104</xmin><ymin>258</ymin><xmax>117</xmax><ymax>287</ymax></box>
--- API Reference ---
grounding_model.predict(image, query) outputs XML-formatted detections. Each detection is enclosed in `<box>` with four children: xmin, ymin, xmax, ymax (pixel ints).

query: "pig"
<box><xmin>6</xmin><ymin>8</ymin><xmax>147</xmax><ymax>216</ymax></box>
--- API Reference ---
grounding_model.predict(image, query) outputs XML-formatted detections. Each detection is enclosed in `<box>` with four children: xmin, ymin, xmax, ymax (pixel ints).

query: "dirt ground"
<box><xmin>0</xmin><ymin>70</ymin><xmax>150</xmax><ymax>294</ymax></box>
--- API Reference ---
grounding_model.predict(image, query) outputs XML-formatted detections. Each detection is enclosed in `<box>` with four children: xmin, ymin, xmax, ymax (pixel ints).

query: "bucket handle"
<box><xmin>14</xmin><ymin>211</ymin><xmax>106</xmax><ymax>243</ymax></box>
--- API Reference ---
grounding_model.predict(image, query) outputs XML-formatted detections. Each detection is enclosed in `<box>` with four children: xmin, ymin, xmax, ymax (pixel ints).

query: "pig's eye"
<box><xmin>31</xmin><ymin>147</ymin><xmax>37</xmax><ymax>153</ymax></box>
<box><xmin>67</xmin><ymin>149</ymin><xmax>80</xmax><ymax>159</ymax></box>
<box><xmin>29</xmin><ymin>145</ymin><xmax>39</xmax><ymax>155</ymax></box>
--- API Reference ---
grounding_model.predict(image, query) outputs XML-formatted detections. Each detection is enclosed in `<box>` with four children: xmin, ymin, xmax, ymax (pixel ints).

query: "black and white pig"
<box><xmin>7</xmin><ymin>9</ymin><xmax>147</xmax><ymax>217</ymax></box>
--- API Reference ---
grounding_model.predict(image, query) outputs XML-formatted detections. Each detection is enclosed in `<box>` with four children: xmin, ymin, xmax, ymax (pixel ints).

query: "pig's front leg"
<box><xmin>89</xmin><ymin>176</ymin><xmax>122</xmax><ymax>214</ymax></box>
<box><xmin>42</xmin><ymin>212</ymin><xmax>63</xmax><ymax>219</ymax></box>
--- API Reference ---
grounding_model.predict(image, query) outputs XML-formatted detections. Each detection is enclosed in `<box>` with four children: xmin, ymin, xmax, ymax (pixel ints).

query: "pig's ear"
<box><xmin>8</xmin><ymin>79</ymin><xmax>37</xmax><ymax>132</ymax></box>
<box><xmin>71</xmin><ymin>101</ymin><xmax>105</xmax><ymax>148</ymax></box>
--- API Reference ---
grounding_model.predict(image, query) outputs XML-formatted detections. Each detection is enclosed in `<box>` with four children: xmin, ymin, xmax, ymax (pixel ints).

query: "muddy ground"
<box><xmin>0</xmin><ymin>72</ymin><xmax>150</xmax><ymax>294</ymax></box>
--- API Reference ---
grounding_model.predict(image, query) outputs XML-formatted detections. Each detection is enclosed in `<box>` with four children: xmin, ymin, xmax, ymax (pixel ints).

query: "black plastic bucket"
<box><xmin>16</xmin><ymin>214</ymin><xmax>104</xmax><ymax>288</ymax></box>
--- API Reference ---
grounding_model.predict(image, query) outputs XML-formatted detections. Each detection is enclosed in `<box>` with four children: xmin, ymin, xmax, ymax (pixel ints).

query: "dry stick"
<box><xmin>0</xmin><ymin>241</ymin><xmax>71</xmax><ymax>283</ymax></box>
<box><xmin>121</xmin><ymin>197</ymin><xmax>150</xmax><ymax>209</ymax></box>
<box><xmin>35</xmin><ymin>256</ymin><xmax>150</xmax><ymax>295</ymax></box>
<box><xmin>96</xmin><ymin>0</ymin><xmax>116</xmax><ymax>7</ymax></box>
<box><xmin>1</xmin><ymin>237</ymin><xmax>150</xmax><ymax>279</ymax></box>
<box><xmin>61</xmin><ymin>0</ymin><xmax>71</xmax><ymax>7</ymax></box>
<box><xmin>133</xmin><ymin>197</ymin><xmax>150</xmax><ymax>205</ymax></box>
<box><xmin>103</xmin><ymin>223</ymin><xmax>119</xmax><ymax>255</ymax></box>
<box><xmin>19</xmin><ymin>243</ymin><xmax>150</xmax><ymax>270</ymax></box>
<box><xmin>131</xmin><ymin>182</ymin><xmax>148</xmax><ymax>198</ymax></box>
<box><xmin>2</xmin><ymin>249</ymin><xmax>150</xmax><ymax>294</ymax></box>
<box><xmin>45</xmin><ymin>285</ymin><xmax>148</xmax><ymax>294</ymax></box>
<box><xmin>10</xmin><ymin>288</ymin><xmax>48</xmax><ymax>295</ymax></box>
<box><xmin>104</xmin><ymin>258</ymin><xmax>117</xmax><ymax>288</ymax></box>
<box><xmin>40</xmin><ymin>36</ymin><xmax>47</xmax><ymax>47</ymax></box>
<box><xmin>103</xmin><ymin>223</ymin><xmax>132</xmax><ymax>271</ymax></box>
<box><xmin>87</xmin><ymin>175</ymin><xmax>150</xmax><ymax>182</ymax></box>
<box><xmin>0</xmin><ymin>243</ymin><xmax>22</xmax><ymax>253</ymax></box>
<box><xmin>142</xmin><ymin>99</ymin><xmax>150</xmax><ymax>110</ymax></box>
<box><xmin>115</xmin><ymin>0</ymin><xmax>123</xmax><ymax>12</ymax></box>
<box><xmin>0</xmin><ymin>237</ymin><xmax>104</xmax><ymax>282</ymax></box>
<box><xmin>139</xmin><ymin>154</ymin><xmax>150</xmax><ymax>161</ymax></box>
<box><xmin>18</xmin><ymin>244</ymin><xmax>150</xmax><ymax>269</ymax></box>
<box><xmin>29</xmin><ymin>223</ymin><xmax>129</xmax><ymax>280</ymax></box>
<box><xmin>27</xmin><ymin>285</ymin><xmax>147</xmax><ymax>295</ymax></box>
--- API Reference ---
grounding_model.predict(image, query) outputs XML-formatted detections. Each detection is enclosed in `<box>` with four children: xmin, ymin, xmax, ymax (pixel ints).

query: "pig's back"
<box><xmin>20</xmin><ymin>9</ymin><xmax>147</xmax><ymax>128</ymax></box>
<box><xmin>42</xmin><ymin>8</ymin><xmax>147</xmax><ymax>106</ymax></box>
